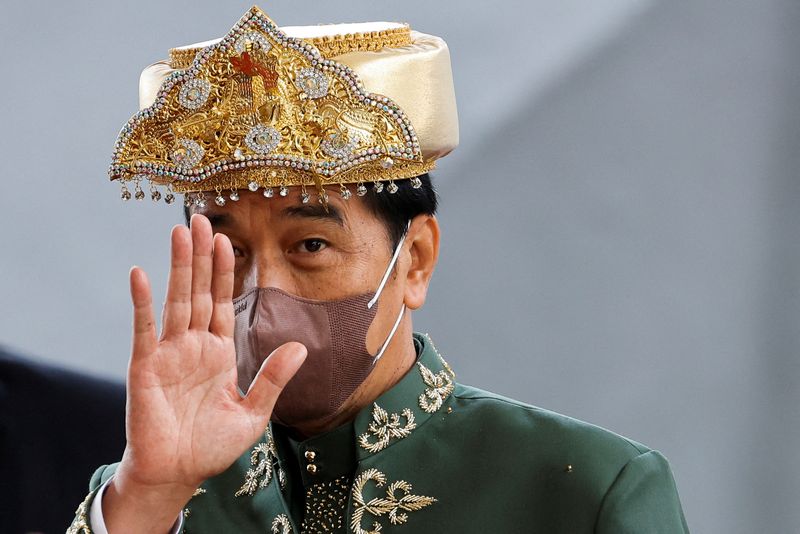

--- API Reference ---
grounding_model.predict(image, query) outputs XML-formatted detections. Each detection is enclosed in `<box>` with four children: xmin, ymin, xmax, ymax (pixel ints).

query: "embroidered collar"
<box><xmin>353</xmin><ymin>332</ymin><xmax>455</xmax><ymax>461</ymax></box>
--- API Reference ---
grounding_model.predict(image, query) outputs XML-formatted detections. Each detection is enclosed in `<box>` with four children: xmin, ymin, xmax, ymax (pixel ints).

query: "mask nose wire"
<box><xmin>367</xmin><ymin>220</ymin><xmax>412</xmax><ymax>310</ymax></box>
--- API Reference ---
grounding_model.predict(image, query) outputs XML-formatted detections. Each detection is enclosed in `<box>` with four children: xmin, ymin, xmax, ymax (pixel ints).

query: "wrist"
<box><xmin>102</xmin><ymin>471</ymin><xmax>197</xmax><ymax>534</ymax></box>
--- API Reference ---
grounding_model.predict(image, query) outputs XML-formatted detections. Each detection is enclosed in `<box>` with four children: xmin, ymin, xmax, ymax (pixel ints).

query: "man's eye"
<box><xmin>299</xmin><ymin>239</ymin><xmax>328</xmax><ymax>253</ymax></box>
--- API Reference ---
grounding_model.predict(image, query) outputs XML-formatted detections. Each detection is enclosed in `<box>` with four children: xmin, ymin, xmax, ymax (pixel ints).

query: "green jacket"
<box><xmin>68</xmin><ymin>333</ymin><xmax>689</xmax><ymax>533</ymax></box>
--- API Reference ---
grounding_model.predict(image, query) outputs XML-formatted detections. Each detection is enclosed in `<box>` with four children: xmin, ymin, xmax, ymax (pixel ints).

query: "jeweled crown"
<box><xmin>109</xmin><ymin>6</ymin><xmax>458</xmax><ymax>207</ymax></box>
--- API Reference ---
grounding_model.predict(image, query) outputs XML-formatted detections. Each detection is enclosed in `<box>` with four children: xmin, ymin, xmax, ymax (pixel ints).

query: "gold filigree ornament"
<box><xmin>66</xmin><ymin>493</ymin><xmax>92</xmax><ymax>534</ymax></box>
<box><xmin>170</xmin><ymin>25</ymin><xmax>414</xmax><ymax>69</ymax></box>
<box><xmin>358</xmin><ymin>402</ymin><xmax>417</xmax><ymax>453</ymax></box>
<box><xmin>235</xmin><ymin>426</ymin><xmax>286</xmax><ymax>497</ymax></box>
<box><xmin>350</xmin><ymin>468</ymin><xmax>437</xmax><ymax>534</ymax></box>
<box><xmin>417</xmin><ymin>361</ymin><xmax>455</xmax><ymax>413</ymax></box>
<box><xmin>108</xmin><ymin>6</ymin><xmax>455</xmax><ymax>207</ymax></box>
<box><xmin>271</xmin><ymin>514</ymin><xmax>293</xmax><ymax>534</ymax></box>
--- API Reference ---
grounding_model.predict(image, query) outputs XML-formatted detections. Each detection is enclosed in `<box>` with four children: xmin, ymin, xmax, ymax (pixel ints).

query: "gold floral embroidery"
<box><xmin>66</xmin><ymin>493</ymin><xmax>92</xmax><ymax>534</ymax></box>
<box><xmin>424</xmin><ymin>333</ymin><xmax>456</xmax><ymax>379</ymax></box>
<box><xmin>235</xmin><ymin>426</ymin><xmax>286</xmax><ymax>497</ymax></box>
<box><xmin>358</xmin><ymin>402</ymin><xmax>417</xmax><ymax>453</ymax></box>
<box><xmin>350</xmin><ymin>468</ymin><xmax>437</xmax><ymax>534</ymax></box>
<box><xmin>271</xmin><ymin>514</ymin><xmax>293</xmax><ymax>533</ymax></box>
<box><xmin>192</xmin><ymin>487</ymin><xmax>207</xmax><ymax>497</ymax></box>
<box><xmin>417</xmin><ymin>361</ymin><xmax>454</xmax><ymax>413</ymax></box>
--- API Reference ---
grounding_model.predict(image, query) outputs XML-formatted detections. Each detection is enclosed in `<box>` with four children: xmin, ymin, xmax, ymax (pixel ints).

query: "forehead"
<box><xmin>190</xmin><ymin>187</ymin><xmax>378</xmax><ymax>232</ymax></box>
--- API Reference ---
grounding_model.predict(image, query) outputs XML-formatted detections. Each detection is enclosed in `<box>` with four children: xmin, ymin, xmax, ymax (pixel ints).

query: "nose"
<box><xmin>242</xmin><ymin>252</ymin><xmax>294</xmax><ymax>292</ymax></box>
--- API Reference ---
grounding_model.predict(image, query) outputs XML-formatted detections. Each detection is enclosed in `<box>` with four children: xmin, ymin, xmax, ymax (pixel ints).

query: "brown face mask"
<box><xmin>232</xmin><ymin>225</ymin><xmax>408</xmax><ymax>427</ymax></box>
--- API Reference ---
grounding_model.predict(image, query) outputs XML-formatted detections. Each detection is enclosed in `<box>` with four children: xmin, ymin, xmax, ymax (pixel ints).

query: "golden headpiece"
<box><xmin>109</xmin><ymin>5</ymin><xmax>458</xmax><ymax>207</ymax></box>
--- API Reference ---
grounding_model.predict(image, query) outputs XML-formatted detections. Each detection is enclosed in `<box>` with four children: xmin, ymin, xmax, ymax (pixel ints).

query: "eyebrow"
<box><xmin>205</xmin><ymin>212</ymin><xmax>234</xmax><ymax>229</ymax></box>
<box><xmin>201</xmin><ymin>203</ymin><xmax>346</xmax><ymax>230</ymax></box>
<box><xmin>281</xmin><ymin>203</ymin><xmax>345</xmax><ymax>227</ymax></box>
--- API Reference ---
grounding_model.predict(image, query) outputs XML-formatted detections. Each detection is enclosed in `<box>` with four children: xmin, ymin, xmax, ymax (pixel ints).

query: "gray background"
<box><xmin>1</xmin><ymin>1</ymin><xmax>798</xmax><ymax>532</ymax></box>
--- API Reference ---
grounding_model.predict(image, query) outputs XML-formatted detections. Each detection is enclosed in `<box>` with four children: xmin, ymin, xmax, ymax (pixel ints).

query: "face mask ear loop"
<box><xmin>368</xmin><ymin>220</ymin><xmax>412</xmax><ymax>310</ymax></box>
<box><xmin>372</xmin><ymin>304</ymin><xmax>406</xmax><ymax>364</ymax></box>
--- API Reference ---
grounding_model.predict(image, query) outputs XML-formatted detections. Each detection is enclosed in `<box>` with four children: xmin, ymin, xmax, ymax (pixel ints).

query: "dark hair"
<box><xmin>183</xmin><ymin>173</ymin><xmax>438</xmax><ymax>250</ymax></box>
<box><xmin>361</xmin><ymin>173</ymin><xmax>438</xmax><ymax>249</ymax></box>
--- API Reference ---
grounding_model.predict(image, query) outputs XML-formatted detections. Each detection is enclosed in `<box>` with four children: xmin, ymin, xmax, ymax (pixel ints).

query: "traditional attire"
<box><xmin>69</xmin><ymin>333</ymin><xmax>688</xmax><ymax>533</ymax></box>
<box><xmin>68</xmin><ymin>6</ymin><xmax>689</xmax><ymax>532</ymax></box>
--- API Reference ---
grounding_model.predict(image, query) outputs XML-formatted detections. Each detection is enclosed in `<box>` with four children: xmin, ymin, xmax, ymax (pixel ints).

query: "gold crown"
<box><xmin>109</xmin><ymin>6</ymin><xmax>441</xmax><ymax>206</ymax></box>
<box><xmin>169</xmin><ymin>24</ymin><xmax>413</xmax><ymax>68</ymax></box>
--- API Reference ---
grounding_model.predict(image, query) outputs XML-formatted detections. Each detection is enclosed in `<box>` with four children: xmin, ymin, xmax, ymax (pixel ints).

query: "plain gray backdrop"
<box><xmin>1</xmin><ymin>1</ymin><xmax>798</xmax><ymax>532</ymax></box>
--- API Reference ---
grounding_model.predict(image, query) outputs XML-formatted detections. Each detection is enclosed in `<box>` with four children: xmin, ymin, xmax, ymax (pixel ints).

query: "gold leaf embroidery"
<box><xmin>350</xmin><ymin>468</ymin><xmax>436</xmax><ymax>534</ymax></box>
<box><xmin>441</xmin><ymin>357</ymin><xmax>456</xmax><ymax>379</ymax></box>
<box><xmin>235</xmin><ymin>426</ymin><xmax>285</xmax><ymax>497</ymax></box>
<box><xmin>271</xmin><ymin>513</ymin><xmax>293</xmax><ymax>534</ymax></box>
<box><xmin>417</xmin><ymin>361</ymin><xmax>454</xmax><ymax>413</ymax></box>
<box><xmin>424</xmin><ymin>333</ymin><xmax>456</xmax><ymax>379</ymax></box>
<box><xmin>278</xmin><ymin>466</ymin><xmax>287</xmax><ymax>489</ymax></box>
<box><xmin>66</xmin><ymin>494</ymin><xmax>92</xmax><ymax>534</ymax></box>
<box><xmin>358</xmin><ymin>403</ymin><xmax>417</xmax><ymax>453</ymax></box>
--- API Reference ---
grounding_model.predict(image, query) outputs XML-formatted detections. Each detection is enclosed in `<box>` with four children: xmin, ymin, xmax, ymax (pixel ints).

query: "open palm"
<box><xmin>120</xmin><ymin>214</ymin><xmax>306</xmax><ymax>491</ymax></box>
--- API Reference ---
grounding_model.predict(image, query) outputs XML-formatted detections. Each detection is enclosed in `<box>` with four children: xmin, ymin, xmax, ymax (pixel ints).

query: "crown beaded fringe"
<box><xmin>117</xmin><ymin>174</ymin><xmax>424</xmax><ymax>206</ymax></box>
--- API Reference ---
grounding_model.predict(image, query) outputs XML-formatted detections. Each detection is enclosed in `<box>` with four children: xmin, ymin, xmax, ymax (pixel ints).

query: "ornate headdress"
<box><xmin>109</xmin><ymin>5</ymin><xmax>458</xmax><ymax>207</ymax></box>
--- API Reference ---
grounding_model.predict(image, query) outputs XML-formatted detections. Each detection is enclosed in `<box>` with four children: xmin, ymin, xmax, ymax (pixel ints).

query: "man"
<box><xmin>69</xmin><ymin>6</ymin><xmax>689</xmax><ymax>533</ymax></box>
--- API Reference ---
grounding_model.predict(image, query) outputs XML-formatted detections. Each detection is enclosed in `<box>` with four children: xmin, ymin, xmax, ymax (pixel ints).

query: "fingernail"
<box><xmin>292</xmin><ymin>344</ymin><xmax>308</xmax><ymax>364</ymax></box>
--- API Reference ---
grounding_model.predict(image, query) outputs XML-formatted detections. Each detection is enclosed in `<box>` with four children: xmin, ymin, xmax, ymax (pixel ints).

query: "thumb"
<box><xmin>241</xmin><ymin>342</ymin><xmax>307</xmax><ymax>415</ymax></box>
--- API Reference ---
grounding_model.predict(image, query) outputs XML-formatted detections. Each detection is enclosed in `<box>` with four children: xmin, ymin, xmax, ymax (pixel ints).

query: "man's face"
<box><xmin>191</xmin><ymin>186</ymin><xmax>406</xmax><ymax>352</ymax></box>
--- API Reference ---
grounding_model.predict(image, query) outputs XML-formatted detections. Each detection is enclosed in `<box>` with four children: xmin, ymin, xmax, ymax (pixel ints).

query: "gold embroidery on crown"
<box><xmin>350</xmin><ymin>468</ymin><xmax>436</xmax><ymax>534</ymax></box>
<box><xmin>66</xmin><ymin>493</ymin><xmax>92</xmax><ymax>534</ymax></box>
<box><xmin>417</xmin><ymin>361</ymin><xmax>455</xmax><ymax>413</ymax></box>
<box><xmin>271</xmin><ymin>513</ymin><xmax>293</xmax><ymax>534</ymax></box>
<box><xmin>235</xmin><ymin>426</ymin><xmax>286</xmax><ymax>497</ymax></box>
<box><xmin>110</xmin><ymin>6</ymin><xmax>427</xmax><ymax>198</ymax></box>
<box><xmin>170</xmin><ymin>25</ymin><xmax>413</xmax><ymax>68</ymax></box>
<box><xmin>358</xmin><ymin>402</ymin><xmax>417</xmax><ymax>453</ymax></box>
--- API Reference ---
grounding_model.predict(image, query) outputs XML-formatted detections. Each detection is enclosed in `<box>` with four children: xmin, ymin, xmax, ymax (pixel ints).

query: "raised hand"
<box><xmin>104</xmin><ymin>214</ymin><xmax>306</xmax><ymax>533</ymax></box>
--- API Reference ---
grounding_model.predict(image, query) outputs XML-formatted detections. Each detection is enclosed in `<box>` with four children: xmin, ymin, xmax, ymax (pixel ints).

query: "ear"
<box><xmin>403</xmin><ymin>214</ymin><xmax>440</xmax><ymax>310</ymax></box>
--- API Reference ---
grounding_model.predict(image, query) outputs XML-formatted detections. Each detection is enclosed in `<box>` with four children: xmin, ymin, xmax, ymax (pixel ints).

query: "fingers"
<box><xmin>161</xmin><ymin>214</ymin><xmax>232</xmax><ymax>339</ymax></box>
<box><xmin>209</xmin><ymin>232</ymin><xmax>235</xmax><ymax>337</ymax></box>
<box><xmin>161</xmin><ymin>225</ymin><xmax>193</xmax><ymax>338</ymax></box>
<box><xmin>242</xmin><ymin>342</ymin><xmax>307</xmax><ymax>415</ymax></box>
<box><xmin>130</xmin><ymin>266</ymin><xmax>157</xmax><ymax>358</ymax></box>
<box><xmin>189</xmin><ymin>214</ymin><xmax>214</xmax><ymax>331</ymax></box>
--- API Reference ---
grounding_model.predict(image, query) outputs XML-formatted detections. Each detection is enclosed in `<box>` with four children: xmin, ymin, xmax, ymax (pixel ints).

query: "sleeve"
<box><xmin>594</xmin><ymin>450</ymin><xmax>690</xmax><ymax>534</ymax></box>
<box><xmin>88</xmin><ymin>478</ymin><xmax>114</xmax><ymax>534</ymax></box>
<box><xmin>66</xmin><ymin>464</ymin><xmax>182</xmax><ymax>534</ymax></box>
<box><xmin>66</xmin><ymin>464</ymin><xmax>118</xmax><ymax>534</ymax></box>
